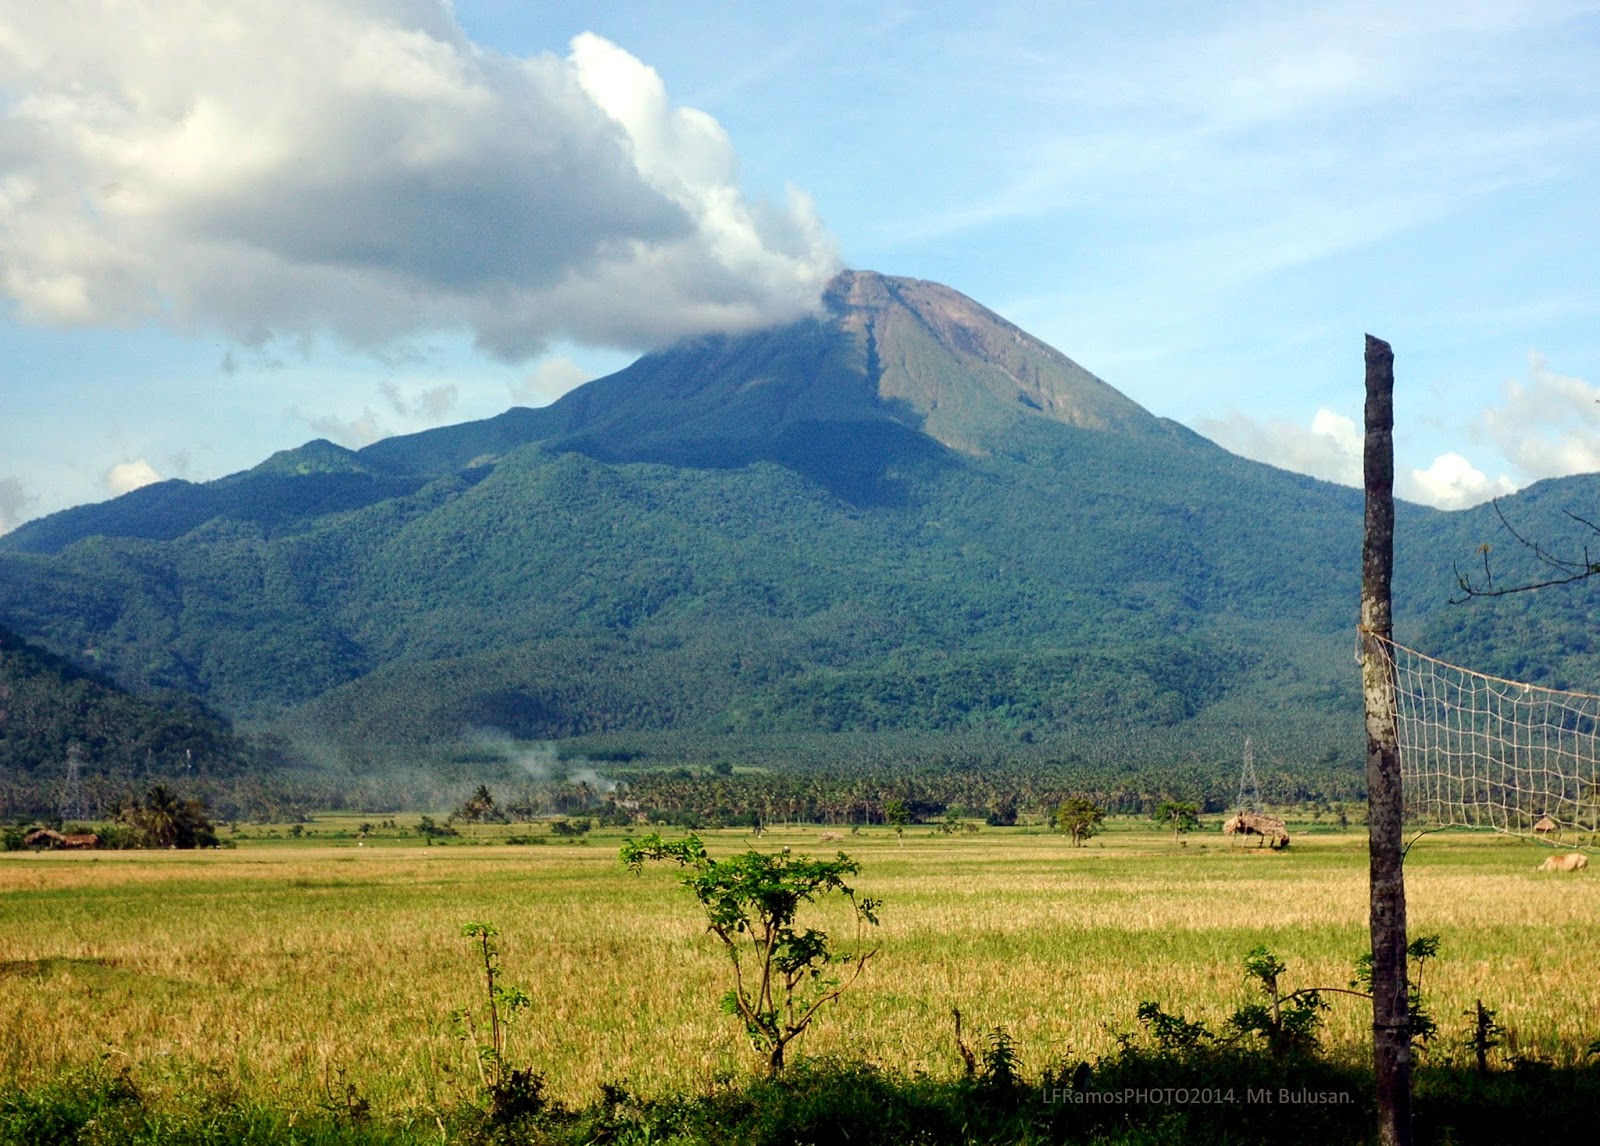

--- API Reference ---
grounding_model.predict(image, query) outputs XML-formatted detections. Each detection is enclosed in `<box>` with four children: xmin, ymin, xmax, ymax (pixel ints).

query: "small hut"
<box><xmin>1223</xmin><ymin>812</ymin><xmax>1290</xmax><ymax>850</ymax></box>
<box><xmin>1533</xmin><ymin>815</ymin><xmax>1559</xmax><ymax>835</ymax></box>
<box><xmin>22</xmin><ymin>828</ymin><xmax>99</xmax><ymax>850</ymax></box>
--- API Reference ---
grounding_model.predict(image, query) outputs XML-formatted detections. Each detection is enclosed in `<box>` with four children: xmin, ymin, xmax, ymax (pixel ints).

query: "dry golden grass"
<box><xmin>1</xmin><ymin>820</ymin><xmax>1595</xmax><ymax>1111</ymax></box>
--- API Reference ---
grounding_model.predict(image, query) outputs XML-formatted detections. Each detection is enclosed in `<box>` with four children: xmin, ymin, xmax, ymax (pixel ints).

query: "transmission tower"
<box><xmin>1236</xmin><ymin>736</ymin><xmax>1262</xmax><ymax>814</ymax></box>
<box><xmin>58</xmin><ymin>742</ymin><xmax>87</xmax><ymax>822</ymax></box>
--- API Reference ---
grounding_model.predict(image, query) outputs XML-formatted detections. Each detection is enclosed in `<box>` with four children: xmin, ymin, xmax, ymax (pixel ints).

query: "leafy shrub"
<box><xmin>416</xmin><ymin>815</ymin><xmax>459</xmax><ymax>838</ymax></box>
<box><xmin>455</xmin><ymin>785</ymin><xmax>507</xmax><ymax>824</ymax></box>
<box><xmin>1136</xmin><ymin>1000</ymin><xmax>1214</xmax><ymax>1052</ymax></box>
<box><xmin>621</xmin><ymin>833</ymin><xmax>880</xmax><ymax>1075</ymax></box>
<box><xmin>1227</xmin><ymin>946</ymin><xmax>1329</xmax><ymax>1057</ymax></box>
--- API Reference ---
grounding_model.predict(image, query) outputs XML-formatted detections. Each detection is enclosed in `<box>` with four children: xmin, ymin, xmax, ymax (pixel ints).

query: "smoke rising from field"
<box><xmin>566</xmin><ymin>766</ymin><xmax>618</xmax><ymax>795</ymax></box>
<box><xmin>463</xmin><ymin>729</ymin><xmax>616</xmax><ymax>797</ymax></box>
<box><xmin>0</xmin><ymin>476</ymin><xmax>37</xmax><ymax>534</ymax></box>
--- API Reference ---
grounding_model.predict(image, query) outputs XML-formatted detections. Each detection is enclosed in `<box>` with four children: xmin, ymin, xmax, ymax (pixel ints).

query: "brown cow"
<box><xmin>1537</xmin><ymin>852</ymin><xmax>1589</xmax><ymax>872</ymax></box>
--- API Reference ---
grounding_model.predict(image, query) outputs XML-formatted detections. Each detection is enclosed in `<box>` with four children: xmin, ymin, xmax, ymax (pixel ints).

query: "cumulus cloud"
<box><xmin>0</xmin><ymin>3</ymin><xmax>837</xmax><ymax>359</ymax></box>
<box><xmin>1403</xmin><ymin>453</ymin><xmax>1515</xmax><ymax>511</ymax></box>
<box><xmin>1196</xmin><ymin>407</ymin><xmax>1515</xmax><ymax>510</ymax></box>
<box><xmin>1479</xmin><ymin>353</ymin><xmax>1600</xmax><ymax>480</ymax></box>
<box><xmin>0</xmin><ymin>475</ymin><xmax>38</xmax><ymax>533</ymax></box>
<box><xmin>1198</xmin><ymin>353</ymin><xmax>1600</xmax><ymax>509</ymax></box>
<box><xmin>510</xmin><ymin>356</ymin><xmax>591</xmax><ymax>406</ymax></box>
<box><xmin>1194</xmin><ymin>406</ymin><xmax>1363</xmax><ymax>486</ymax></box>
<box><xmin>104</xmin><ymin>459</ymin><xmax>163</xmax><ymax>496</ymax></box>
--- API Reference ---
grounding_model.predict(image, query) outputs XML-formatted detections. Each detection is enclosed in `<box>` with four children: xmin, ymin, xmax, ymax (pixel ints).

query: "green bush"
<box><xmin>416</xmin><ymin>815</ymin><xmax>459</xmax><ymax>838</ymax></box>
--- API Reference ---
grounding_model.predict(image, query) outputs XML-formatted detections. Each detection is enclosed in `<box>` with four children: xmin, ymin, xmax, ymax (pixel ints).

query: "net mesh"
<box><xmin>1376</xmin><ymin>634</ymin><xmax>1600</xmax><ymax>846</ymax></box>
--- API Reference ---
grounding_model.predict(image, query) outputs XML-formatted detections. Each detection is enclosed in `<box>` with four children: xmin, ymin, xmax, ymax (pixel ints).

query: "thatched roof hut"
<box><xmin>1533</xmin><ymin>815</ymin><xmax>1559</xmax><ymax>834</ymax></box>
<box><xmin>22</xmin><ymin>828</ymin><xmax>99</xmax><ymax>850</ymax></box>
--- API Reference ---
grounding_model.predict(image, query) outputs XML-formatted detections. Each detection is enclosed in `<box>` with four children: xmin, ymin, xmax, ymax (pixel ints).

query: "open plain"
<box><xmin>2</xmin><ymin>820</ymin><xmax>1594</xmax><ymax>1116</ymax></box>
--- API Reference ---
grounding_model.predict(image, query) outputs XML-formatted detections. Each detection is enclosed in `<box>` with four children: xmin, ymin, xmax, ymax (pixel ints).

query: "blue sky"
<box><xmin>2</xmin><ymin>0</ymin><xmax>1598</xmax><ymax>530</ymax></box>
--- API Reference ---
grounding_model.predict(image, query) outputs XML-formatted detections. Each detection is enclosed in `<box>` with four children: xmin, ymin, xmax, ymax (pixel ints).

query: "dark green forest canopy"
<box><xmin>0</xmin><ymin>433</ymin><xmax>1374</xmax><ymax>759</ymax></box>
<box><xmin>0</xmin><ymin>623</ymin><xmax>255</xmax><ymax>781</ymax></box>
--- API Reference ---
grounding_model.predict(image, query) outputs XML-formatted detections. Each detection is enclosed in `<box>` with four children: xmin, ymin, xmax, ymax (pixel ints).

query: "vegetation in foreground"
<box><xmin>1</xmin><ymin>822</ymin><xmax>1595</xmax><ymax>1143</ymax></box>
<box><xmin>6</xmin><ymin>1043</ymin><xmax>1598</xmax><ymax>1146</ymax></box>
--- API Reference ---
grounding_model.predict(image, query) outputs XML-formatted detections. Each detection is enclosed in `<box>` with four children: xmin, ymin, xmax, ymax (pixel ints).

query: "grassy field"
<box><xmin>1</xmin><ymin>817</ymin><xmax>1595</xmax><ymax>1117</ymax></box>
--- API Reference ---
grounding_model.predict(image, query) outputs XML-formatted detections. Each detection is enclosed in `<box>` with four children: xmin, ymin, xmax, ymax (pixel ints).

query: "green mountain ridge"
<box><xmin>2</xmin><ymin>270</ymin><xmax>1597</xmax><ymax>776</ymax></box>
<box><xmin>0</xmin><ymin>622</ymin><xmax>254</xmax><ymax>791</ymax></box>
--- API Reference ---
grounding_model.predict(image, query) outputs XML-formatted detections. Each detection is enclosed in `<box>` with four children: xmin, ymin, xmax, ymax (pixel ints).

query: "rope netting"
<box><xmin>1373</xmin><ymin>634</ymin><xmax>1600</xmax><ymax>846</ymax></box>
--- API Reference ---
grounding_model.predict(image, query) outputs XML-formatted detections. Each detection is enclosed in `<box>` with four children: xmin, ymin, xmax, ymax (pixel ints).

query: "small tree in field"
<box><xmin>883</xmin><ymin>797</ymin><xmax>910</xmax><ymax>845</ymax></box>
<box><xmin>455</xmin><ymin>784</ymin><xmax>505</xmax><ymax>824</ymax></box>
<box><xmin>620</xmin><ymin>833</ymin><xmax>880</xmax><ymax>1076</ymax></box>
<box><xmin>450</xmin><ymin>923</ymin><xmax>531</xmax><ymax>1090</ymax></box>
<box><xmin>1154</xmin><ymin>800</ymin><xmax>1201</xmax><ymax>844</ymax></box>
<box><xmin>114</xmin><ymin>785</ymin><xmax>219</xmax><ymax>848</ymax></box>
<box><xmin>1054</xmin><ymin>797</ymin><xmax>1105</xmax><ymax>847</ymax></box>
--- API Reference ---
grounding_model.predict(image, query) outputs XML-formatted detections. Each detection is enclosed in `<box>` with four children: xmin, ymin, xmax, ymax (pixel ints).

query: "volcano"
<box><xmin>5</xmin><ymin>270</ymin><xmax>1580</xmax><ymax>771</ymax></box>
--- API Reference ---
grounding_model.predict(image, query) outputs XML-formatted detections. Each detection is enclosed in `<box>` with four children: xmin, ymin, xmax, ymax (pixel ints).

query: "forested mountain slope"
<box><xmin>0</xmin><ymin>623</ymin><xmax>253</xmax><ymax>783</ymax></box>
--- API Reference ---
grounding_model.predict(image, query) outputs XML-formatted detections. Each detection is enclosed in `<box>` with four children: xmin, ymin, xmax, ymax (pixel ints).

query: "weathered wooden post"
<box><xmin>1360</xmin><ymin>334</ymin><xmax>1411</xmax><ymax>1146</ymax></box>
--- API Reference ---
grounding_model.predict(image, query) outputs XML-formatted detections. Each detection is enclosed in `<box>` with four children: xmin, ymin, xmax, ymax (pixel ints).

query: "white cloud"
<box><xmin>377</xmin><ymin>380</ymin><xmax>458</xmax><ymax>423</ymax></box>
<box><xmin>1198</xmin><ymin>352</ymin><xmax>1600</xmax><ymax>511</ymax></box>
<box><xmin>0</xmin><ymin>3</ymin><xmax>837</xmax><ymax>359</ymax></box>
<box><xmin>1194</xmin><ymin>406</ymin><xmax>1362</xmax><ymax>485</ymax></box>
<box><xmin>1401</xmin><ymin>452</ymin><xmax>1515</xmax><ymax>510</ymax></box>
<box><xmin>0</xmin><ymin>475</ymin><xmax>37</xmax><ymax>533</ymax></box>
<box><xmin>510</xmin><ymin>356</ymin><xmax>591</xmax><ymax>406</ymax></box>
<box><xmin>1479</xmin><ymin>353</ymin><xmax>1600</xmax><ymax>480</ymax></box>
<box><xmin>287</xmin><ymin>378</ymin><xmax>469</xmax><ymax>448</ymax></box>
<box><xmin>104</xmin><ymin>459</ymin><xmax>162</xmax><ymax>496</ymax></box>
<box><xmin>285</xmin><ymin>406</ymin><xmax>389</xmax><ymax>449</ymax></box>
<box><xmin>1196</xmin><ymin>406</ymin><xmax>1516</xmax><ymax>509</ymax></box>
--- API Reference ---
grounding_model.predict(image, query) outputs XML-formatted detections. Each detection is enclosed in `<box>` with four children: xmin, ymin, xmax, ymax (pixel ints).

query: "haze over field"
<box><xmin>2</xmin><ymin>1</ymin><xmax>1599</xmax><ymax>527</ymax></box>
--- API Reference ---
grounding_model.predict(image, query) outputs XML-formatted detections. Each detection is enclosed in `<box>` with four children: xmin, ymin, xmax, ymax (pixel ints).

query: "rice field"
<box><xmin>1</xmin><ymin>818</ymin><xmax>1595</xmax><ymax>1114</ymax></box>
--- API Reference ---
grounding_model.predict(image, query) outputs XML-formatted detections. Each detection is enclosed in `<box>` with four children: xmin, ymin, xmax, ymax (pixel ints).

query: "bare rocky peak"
<box><xmin>821</xmin><ymin>270</ymin><xmax>1160</xmax><ymax>448</ymax></box>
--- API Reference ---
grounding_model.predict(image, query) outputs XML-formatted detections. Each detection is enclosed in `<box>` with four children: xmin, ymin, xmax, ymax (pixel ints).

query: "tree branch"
<box><xmin>787</xmin><ymin>946</ymin><xmax>878</xmax><ymax>1038</ymax></box>
<box><xmin>1452</xmin><ymin>500</ymin><xmax>1600</xmax><ymax>601</ymax></box>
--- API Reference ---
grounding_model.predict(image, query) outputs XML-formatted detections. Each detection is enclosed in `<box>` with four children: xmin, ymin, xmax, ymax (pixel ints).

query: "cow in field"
<box><xmin>1538</xmin><ymin>852</ymin><xmax>1589</xmax><ymax>872</ymax></box>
